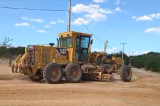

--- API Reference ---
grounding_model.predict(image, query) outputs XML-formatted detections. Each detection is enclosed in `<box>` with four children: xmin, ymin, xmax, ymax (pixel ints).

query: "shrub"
<box><xmin>131</xmin><ymin>52</ymin><xmax>160</xmax><ymax>72</ymax></box>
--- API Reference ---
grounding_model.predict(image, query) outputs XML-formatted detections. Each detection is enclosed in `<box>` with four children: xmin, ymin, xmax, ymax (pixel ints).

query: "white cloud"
<box><xmin>132</xmin><ymin>13</ymin><xmax>160</xmax><ymax>21</ymax></box>
<box><xmin>32</xmin><ymin>26</ymin><xmax>36</xmax><ymax>28</ymax></box>
<box><xmin>115</xmin><ymin>0</ymin><xmax>126</xmax><ymax>5</ymax></box>
<box><xmin>93</xmin><ymin>49</ymin><xmax>151</xmax><ymax>56</ymax></box>
<box><xmin>71</xmin><ymin>3</ymin><xmax>113</xmax><ymax>25</ymax></box>
<box><xmin>139</xmin><ymin>51</ymin><xmax>151</xmax><ymax>55</ymax></box>
<box><xmin>15</xmin><ymin>23</ymin><xmax>30</xmax><ymax>26</ymax></box>
<box><xmin>132</xmin><ymin>16</ymin><xmax>136</xmax><ymax>19</ymax></box>
<box><xmin>133</xmin><ymin>51</ymin><xmax>139</xmax><ymax>56</ymax></box>
<box><xmin>84</xmin><ymin>12</ymin><xmax>106</xmax><ymax>22</ymax></box>
<box><xmin>93</xmin><ymin>0</ymin><xmax>105</xmax><ymax>3</ymax></box>
<box><xmin>21</xmin><ymin>17</ymin><xmax>46</xmax><ymax>23</ymax></box>
<box><xmin>115</xmin><ymin>7</ymin><xmax>122</xmax><ymax>12</ymax></box>
<box><xmin>51</xmin><ymin>21</ymin><xmax>56</xmax><ymax>24</ymax></box>
<box><xmin>115</xmin><ymin>0</ymin><xmax>120</xmax><ymax>5</ymax></box>
<box><xmin>72</xmin><ymin>3</ymin><xmax>112</xmax><ymax>14</ymax></box>
<box><xmin>145</xmin><ymin>27</ymin><xmax>160</xmax><ymax>34</ymax></box>
<box><xmin>99</xmin><ymin>8</ymin><xmax>113</xmax><ymax>14</ymax></box>
<box><xmin>107</xmin><ymin>47</ymin><xmax>117</xmax><ymax>52</ymax></box>
<box><xmin>58</xmin><ymin>19</ymin><xmax>64</xmax><ymax>23</ymax></box>
<box><xmin>37</xmin><ymin>30</ymin><xmax>46</xmax><ymax>33</ymax></box>
<box><xmin>126</xmin><ymin>51</ymin><xmax>151</xmax><ymax>56</ymax></box>
<box><xmin>21</xmin><ymin>17</ymin><xmax>29</xmax><ymax>20</ymax></box>
<box><xmin>44</xmin><ymin>25</ymin><xmax>50</xmax><ymax>28</ymax></box>
<box><xmin>136</xmin><ymin>16</ymin><xmax>152</xmax><ymax>21</ymax></box>
<box><xmin>94</xmin><ymin>47</ymin><xmax>117</xmax><ymax>53</ymax></box>
<box><xmin>29</xmin><ymin>18</ymin><xmax>44</xmax><ymax>23</ymax></box>
<box><xmin>149</xmin><ymin>13</ymin><xmax>160</xmax><ymax>19</ymax></box>
<box><xmin>94</xmin><ymin>48</ymin><xmax>103</xmax><ymax>52</ymax></box>
<box><xmin>126</xmin><ymin>51</ymin><xmax>138</xmax><ymax>56</ymax></box>
<box><xmin>72</xmin><ymin>18</ymin><xmax>89</xmax><ymax>25</ymax></box>
<box><xmin>143</xmin><ymin>51</ymin><xmax>151</xmax><ymax>54</ymax></box>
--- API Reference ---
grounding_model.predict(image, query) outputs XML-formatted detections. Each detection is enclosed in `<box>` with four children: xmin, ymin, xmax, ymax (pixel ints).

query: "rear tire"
<box><xmin>120</xmin><ymin>65</ymin><xmax>132</xmax><ymax>82</ymax></box>
<box><xmin>65</xmin><ymin>62</ymin><xmax>82</xmax><ymax>83</ymax></box>
<box><xmin>43</xmin><ymin>63</ymin><xmax>63</xmax><ymax>84</ymax></box>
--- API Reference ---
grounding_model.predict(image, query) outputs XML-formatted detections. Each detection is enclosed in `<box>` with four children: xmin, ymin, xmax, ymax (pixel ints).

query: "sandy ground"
<box><xmin>0</xmin><ymin>60</ymin><xmax>160</xmax><ymax>106</ymax></box>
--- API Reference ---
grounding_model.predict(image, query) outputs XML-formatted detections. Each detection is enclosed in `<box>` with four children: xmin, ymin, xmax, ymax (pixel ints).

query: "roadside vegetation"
<box><xmin>131</xmin><ymin>52</ymin><xmax>160</xmax><ymax>72</ymax></box>
<box><xmin>0</xmin><ymin>36</ymin><xmax>25</xmax><ymax>59</ymax></box>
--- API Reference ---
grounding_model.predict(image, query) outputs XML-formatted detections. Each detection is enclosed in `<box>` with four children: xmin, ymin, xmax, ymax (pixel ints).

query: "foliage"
<box><xmin>0</xmin><ymin>36</ymin><xmax>25</xmax><ymax>58</ymax></box>
<box><xmin>131</xmin><ymin>52</ymin><xmax>160</xmax><ymax>72</ymax></box>
<box><xmin>0</xmin><ymin>46</ymin><xmax>25</xmax><ymax>58</ymax></box>
<box><xmin>0</xmin><ymin>36</ymin><xmax>13</xmax><ymax>47</ymax></box>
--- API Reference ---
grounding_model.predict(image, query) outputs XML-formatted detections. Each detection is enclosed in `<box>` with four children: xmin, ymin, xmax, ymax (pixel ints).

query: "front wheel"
<box><xmin>120</xmin><ymin>65</ymin><xmax>132</xmax><ymax>82</ymax></box>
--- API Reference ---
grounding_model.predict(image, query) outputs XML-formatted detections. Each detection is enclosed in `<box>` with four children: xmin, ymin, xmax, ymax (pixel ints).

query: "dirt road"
<box><xmin>0</xmin><ymin>60</ymin><xmax>160</xmax><ymax>106</ymax></box>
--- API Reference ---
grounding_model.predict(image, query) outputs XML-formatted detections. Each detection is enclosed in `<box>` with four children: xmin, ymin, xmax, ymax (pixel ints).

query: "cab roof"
<box><xmin>58</xmin><ymin>31</ymin><xmax>92</xmax><ymax>37</ymax></box>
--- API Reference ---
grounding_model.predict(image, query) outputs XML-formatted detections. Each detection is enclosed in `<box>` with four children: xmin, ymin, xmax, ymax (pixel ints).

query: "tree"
<box><xmin>0</xmin><ymin>36</ymin><xmax>13</xmax><ymax>59</ymax></box>
<box><xmin>131</xmin><ymin>52</ymin><xmax>160</xmax><ymax>72</ymax></box>
<box><xmin>0</xmin><ymin>36</ymin><xmax>13</xmax><ymax>48</ymax></box>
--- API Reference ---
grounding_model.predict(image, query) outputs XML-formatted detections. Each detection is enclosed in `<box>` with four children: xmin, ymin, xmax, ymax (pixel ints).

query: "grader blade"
<box><xmin>101</xmin><ymin>74</ymin><xmax>114</xmax><ymax>82</ymax></box>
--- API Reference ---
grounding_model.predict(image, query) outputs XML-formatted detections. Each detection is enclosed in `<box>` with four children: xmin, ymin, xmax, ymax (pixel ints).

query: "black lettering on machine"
<box><xmin>56</xmin><ymin>48</ymin><xmax>67</xmax><ymax>55</ymax></box>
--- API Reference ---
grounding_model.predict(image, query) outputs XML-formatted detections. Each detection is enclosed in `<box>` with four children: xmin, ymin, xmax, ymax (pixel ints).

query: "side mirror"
<box><xmin>91</xmin><ymin>39</ymin><xmax>93</xmax><ymax>44</ymax></box>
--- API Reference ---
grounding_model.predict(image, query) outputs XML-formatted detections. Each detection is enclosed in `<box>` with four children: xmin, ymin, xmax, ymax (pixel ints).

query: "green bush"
<box><xmin>131</xmin><ymin>52</ymin><xmax>160</xmax><ymax>72</ymax></box>
<box><xmin>0</xmin><ymin>46</ymin><xmax>25</xmax><ymax>58</ymax></box>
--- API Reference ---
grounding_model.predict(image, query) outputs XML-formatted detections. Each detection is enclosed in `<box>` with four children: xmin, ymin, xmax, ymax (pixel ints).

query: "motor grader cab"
<box><xmin>58</xmin><ymin>31</ymin><xmax>92</xmax><ymax>62</ymax></box>
<box><xmin>10</xmin><ymin>31</ymin><xmax>93</xmax><ymax>83</ymax></box>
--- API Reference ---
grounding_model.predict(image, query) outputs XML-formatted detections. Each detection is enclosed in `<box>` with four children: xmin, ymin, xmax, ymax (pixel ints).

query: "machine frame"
<box><xmin>9</xmin><ymin>31</ymin><xmax>132</xmax><ymax>83</ymax></box>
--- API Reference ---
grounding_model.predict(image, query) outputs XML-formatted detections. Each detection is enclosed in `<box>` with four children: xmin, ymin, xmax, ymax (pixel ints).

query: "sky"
<box><xmin>0</xmin><ymin>0</ymin><xmax>160</xmax><ymax>56</ymax></box>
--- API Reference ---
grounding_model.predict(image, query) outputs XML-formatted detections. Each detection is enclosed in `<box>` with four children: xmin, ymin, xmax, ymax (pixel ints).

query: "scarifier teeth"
<box><xmin>15</xmin><ymin>67</ymin><xmax>18</xmax><ymax>73</ymax></box>
<box><xmin>20</xmin><ymin>69</ymin><xmax>23</xmax><ymax>74</ymax></box>
<box><xmin>12</xmin><ymin>67</ymin><xmax>15</xmax><ymax>73</ymax></box>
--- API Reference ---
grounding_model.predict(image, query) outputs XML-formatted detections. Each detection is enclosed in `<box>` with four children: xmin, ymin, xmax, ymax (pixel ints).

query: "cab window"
<box><xmin>59</xmin><ymin>37</ymin><xmax>72</xmax><ymax>48</ymax></box>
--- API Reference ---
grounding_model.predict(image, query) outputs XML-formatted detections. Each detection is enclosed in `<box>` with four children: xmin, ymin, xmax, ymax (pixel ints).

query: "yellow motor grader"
<box><xmin>9</xmin><ymin>31</ymin><xmax>132</xmax><ymax>83</ymax></box>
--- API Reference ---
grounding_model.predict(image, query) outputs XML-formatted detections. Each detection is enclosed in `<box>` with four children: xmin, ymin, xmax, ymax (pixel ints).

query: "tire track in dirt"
<box><xmin>130</xmin><ymin>69</ymin><xmax>160</xmax><ymax>92</ymax></box>
<box><xmin>0</xmin><ymin>67</ymin><xmax>160</xmax><ymax>101</ymax></box>
<box><xmin>132</xmin><ymin>84</ymin><xmax>160</xmax><ymax>91</ymax></box>
<box><xmin>0</xmin><ymin>87</ymin><xmax>160</xmax><ymax>100</ymax></box>
<box><xmin>0</xmin><ymin>75</ymin><xmax>29</xmax><ymax>80</ymax></box>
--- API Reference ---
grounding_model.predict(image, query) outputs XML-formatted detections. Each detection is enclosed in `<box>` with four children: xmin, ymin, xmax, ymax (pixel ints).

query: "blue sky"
<box><xmin>0</xmin><ymin>0</ymin><xmax>160</xmax><ymax>56</ymax></box>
